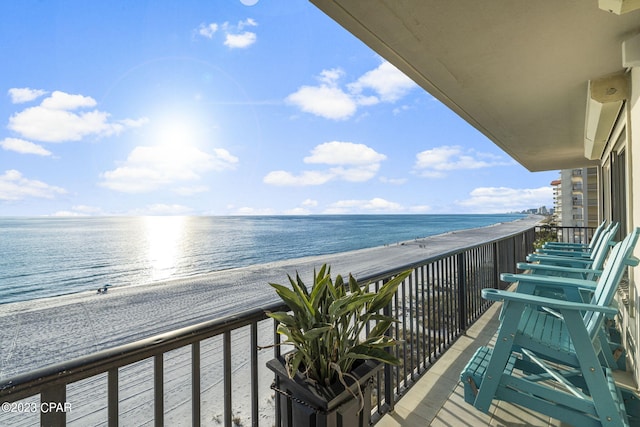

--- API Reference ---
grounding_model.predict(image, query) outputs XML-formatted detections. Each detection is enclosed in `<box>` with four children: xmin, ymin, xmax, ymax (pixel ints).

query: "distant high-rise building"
<box><xmin>551</xmin><ymin>167</ymin><xmax>598</xmax><ymax>227</ymax></box>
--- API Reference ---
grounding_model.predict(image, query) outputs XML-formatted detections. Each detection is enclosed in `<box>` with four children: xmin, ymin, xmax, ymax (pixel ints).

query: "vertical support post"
<box><xmin>383</xmin><ymin>296</ymin><xmax>394</xmax><ymax>412</ymax></box>
<box><xmin>273</xmin><ymin>319</ymin><xmax>281</xmax><ymax>427</ymax></box>
<box><xmin>457</xmin><ymin>252</ymin><xmax>467</xmax><ymax>332</ymax></box>
<box><xmin>408</xmin><ymin>270</ymin><xmax>415</xmax><ymax>380</ymax></box>
<box><xmin>492</xmin><ymin>241</ymin><xmax>499</xmax><ymax>290</ymax></box>
<box><xmin>401</xmin><ymin>276</ymin><xmax>407</xmax><ymax>386</ymax></box>
<box><xmin>224</xmin><ymin>330</ymin><xmax>232</xmax><ymax>427</ymax></box>
<box><xmin>420</xmin><ymin>265</ymin><xmax>426</xmax><ymax>368</ymax></box>
<box><xmin>251</xmin><ymin>322</ymin><xmax>259</xmax><ymax>427</ymax></box>
<box><xmin>154</xmin><ymin>355</ymin><xmax>163</xmax><ymax>427</ymax></box>
<box><xmin>41</xmin><ymin>384</ymin><xmax>66</xmax><ymax>427</ymax></box>
<box><xmin>108</xmin><ymin>368</ymin><xmax>119</xmax><ymax>427</ymax></box>
<box><xmin>192</xmin><ymin>342</ymin><xmax>201</xmax><ymax>427</ymax></box>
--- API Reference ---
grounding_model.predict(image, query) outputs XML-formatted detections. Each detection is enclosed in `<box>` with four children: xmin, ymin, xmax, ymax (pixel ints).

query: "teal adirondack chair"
<box><xmin>530</xmin><ymin>222</ymin><xmax>616</xmax><ymax>259</ymax></box>
<box><xmin>460</xmin><ymin>230</ymin><xmax>640</xmax><ymax>426</ymax></box>
<box><xmin>536</xmin><ymin>220</ymin><xmax>611</xmax><ymax>256</ymax></box>
<box><xmin>517</xmin><ymin>223</ymin><xmax>619</xmax><ymax>281</ymax></box>
<box><xmin>526</xmin><ymin>223</ymin><xmax>618</xmax><ymax>269</ymax></box>
<box><xmin>541</xmin><ymin>220</ymin><xmax>606</xmax><ymax>251</ymax></box>
<box><xmin>502</xmin><ymin>228</ymin><xmax>639</xmax><ymax>370</ymax></box>
<box><xmin>500</xmin><ymin>224</ymin><xmax>640</xmax><ymax>302</ymax></box>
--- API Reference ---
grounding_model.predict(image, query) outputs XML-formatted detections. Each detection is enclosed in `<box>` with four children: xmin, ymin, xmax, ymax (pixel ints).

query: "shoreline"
<box><xmin>0</xmin><ymin>213</ymin><xmax>531</xmax><ymax>307</ymax></box>
<box><xmin>0</xmin><ymin>214</ymin><xmax>539</xmax><ymax>313</ymax></box>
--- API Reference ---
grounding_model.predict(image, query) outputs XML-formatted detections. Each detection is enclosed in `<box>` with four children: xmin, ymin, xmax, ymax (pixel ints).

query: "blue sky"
<box><xmin>0</xmin><ymin>0</ymin><xmax>556</xmax><ymax>216</ymax></box>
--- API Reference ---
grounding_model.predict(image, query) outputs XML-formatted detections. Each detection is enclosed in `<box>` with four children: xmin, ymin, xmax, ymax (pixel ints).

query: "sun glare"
<box><xmin>144</xmin><ymin>216</ymin><xmax>186</xmax><ymax>281</ymax></box>
<box><xmin>156</xmin><ymin>118</ymin><xmax>198</xmax><ymax>148</ymax></box>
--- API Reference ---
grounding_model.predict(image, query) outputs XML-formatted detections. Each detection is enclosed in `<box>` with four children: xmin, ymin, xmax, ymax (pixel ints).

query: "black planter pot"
<box><xmin>267</xmin><ymin>356</ymin><xmax>381</xmax><ymax>427</ymax></box>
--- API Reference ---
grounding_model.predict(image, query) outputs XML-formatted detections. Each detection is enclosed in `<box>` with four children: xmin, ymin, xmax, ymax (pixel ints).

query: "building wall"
<box><xmin>599</xmin><ymin>66</ymin><xmax>640</xmax><ymax>384</ymax></box>
<box><xmin>554</xmin><ymin>167</ymin><xmax>598</xmax><ymax>227</ymax></box>
<box><xmin>629</xmin><ymin>66</ymin><xmax>640</xmax><ymax>383</ymax></box>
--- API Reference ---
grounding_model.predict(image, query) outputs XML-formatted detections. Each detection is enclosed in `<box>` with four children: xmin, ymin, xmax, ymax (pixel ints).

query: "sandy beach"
<box><xmin>0</xmin><ymin>216</ymin><xmax>540</xmax><ymax>426</ymax></box>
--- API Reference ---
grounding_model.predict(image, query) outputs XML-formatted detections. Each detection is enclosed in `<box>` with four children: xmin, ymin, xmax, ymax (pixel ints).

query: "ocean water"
<box><xmin>0</xmin><ymin>214</ymin><xmax>525</xmax><ymax>304</ymax></box>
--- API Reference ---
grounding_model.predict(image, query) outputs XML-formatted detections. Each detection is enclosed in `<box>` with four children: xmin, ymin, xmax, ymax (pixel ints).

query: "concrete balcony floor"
<box><xmin>377</xmin><ymin>299</ymin><xmax>570</xmax><ymax>427</ymax></box>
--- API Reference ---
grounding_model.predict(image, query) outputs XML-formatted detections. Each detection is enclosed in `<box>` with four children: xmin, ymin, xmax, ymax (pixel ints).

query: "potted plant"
<box><xmin>266</xmin><ymin>264</ymin><xmax>411</xmax><ymax>427</ymax></box>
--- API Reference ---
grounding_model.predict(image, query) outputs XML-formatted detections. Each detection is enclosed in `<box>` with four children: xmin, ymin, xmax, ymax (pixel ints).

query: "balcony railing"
<box><xmin>534</xmin><ymin>224</ymin><xmax>597</xmax><ymax>245</ymax></box>
<box><xmin>0</xmin><ymin>226</ymin><xmax>543</xmax><ymax>426</ymax></box>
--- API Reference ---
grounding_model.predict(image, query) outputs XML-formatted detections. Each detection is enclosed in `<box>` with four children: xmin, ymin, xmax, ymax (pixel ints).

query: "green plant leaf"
<box><xmin>346</xmin><ymin>346</ymin><xmax>401</xmax><ymax>365</ymax></box>
<box><xmin>289</xmin><ymin>273</ymin><xmax>309</xmax><ymax>297</ymax></box>
<box><xmin>269</xmin><ymin>283</ymin><xmax>306</xmax><ymax>315</ymax></box>
<box><xmin>348</xmin><ymin>274</ymin><xmax>360</xmax><ymax>293</ymax></box>
<box><xmin>368</xmin><ymin>319</ymin><xmax>393</xmax><ymax>338</ymax></box>
<box><xmin>286</xmin><ymin>349</ymin><xmax>305</xmax><ymax>378</ymax></box>
<box><xmin>359</xmin><ymin>335</ymin><xmax>399</xmax><ymax>347</ymax></box>
<box><xmin>302</xmin><ymin>324</ymin><xmax>333</xmax><ymax>340</ymax></box>
<box><xmin>368</xmin><ymin>270</ymin><xmax>411</xmax><ymax>313</ymax></box>
<box><xmin>328</xmin><ymin>293</ymin><xmax>375</xmax><ymax>318</ymax></box>
<box><xmin>266</xmin><ymin>311</ymin><xmax>297</xmax><ymax>327</ymax></box>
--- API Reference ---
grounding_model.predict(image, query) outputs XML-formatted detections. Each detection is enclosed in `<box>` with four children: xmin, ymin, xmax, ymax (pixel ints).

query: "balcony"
<box><xmin>377</xmin><ymin>297</ymin><xmax>562</xmax><ymax>426</ymax></box>
<box><xmin>2</xmin><ymin>218</ymin><xmax>596</xmax><ymax>427</ymax></box>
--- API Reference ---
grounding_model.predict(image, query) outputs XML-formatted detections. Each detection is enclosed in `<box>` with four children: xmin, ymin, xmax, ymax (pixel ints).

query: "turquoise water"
<box><xmin>0</xmin><ymin>214</ymin><xmax>525</xmax><ymax>304</ymax></box>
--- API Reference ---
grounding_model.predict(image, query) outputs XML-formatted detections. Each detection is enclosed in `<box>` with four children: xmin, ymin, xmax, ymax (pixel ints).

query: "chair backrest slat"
<box><xmin>588</xmin><ymin>223</ymin><xmax>619</xmax><ymax>269</ymax></box>
<box><xmin>583</xmin><ymin>228</ymin><xmax>640</xmax><ymax>338</ymax></box>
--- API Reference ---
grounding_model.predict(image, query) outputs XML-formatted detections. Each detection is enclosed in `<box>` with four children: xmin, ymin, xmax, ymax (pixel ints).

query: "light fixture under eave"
<box><xmin>584</xmin><ymin>72</ymin><xmax>629</xmax><ymax>160</ymax></box>
<box><xmin>599</xmin><ymin>0</ymin><xmax>640</xmax><ymax>14</ymax></box>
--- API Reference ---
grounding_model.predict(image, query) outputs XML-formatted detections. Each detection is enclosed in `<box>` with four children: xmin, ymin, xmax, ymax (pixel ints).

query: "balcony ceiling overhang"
<box><xmin>310</xmin><ymin>0</ymin><xmax>640</xmax><ymax>171</ymax></box>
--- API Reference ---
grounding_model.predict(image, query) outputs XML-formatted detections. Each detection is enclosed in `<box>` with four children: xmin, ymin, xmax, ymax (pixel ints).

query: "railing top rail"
<box><xmin>360</xmin><ymin>224</ymin><xmax>538</xmax><ymax>284</ymax></box>
<box><xmin>1</xmin><ymin>304</ymin><xmax>286</xmax><ymax>401</ymax></box>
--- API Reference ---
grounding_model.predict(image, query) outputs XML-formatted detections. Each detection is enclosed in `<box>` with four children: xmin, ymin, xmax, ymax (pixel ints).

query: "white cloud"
<box><xmin>8</xmin><ymin>88</ymin><xmax>48</xmax><ymax>103</ymax></box>
<box><xmin>379</xmin><ymin>176</ymin><xmax>407</xmax><ymax>185</ymax></box>
<box><xmin>1</xmin><ymin>138</ymin><xmax>52</xmax><ymax>156</ymax></box>
<box><xmin>263</xmin><ymin>170</ymin><xmax>334</xmax><ymax>186</ymax></box>
<box><xmin>0</xmin><ymin>169</ymin><xmax>66</xmax><ymax>200</ymax></box>
<box><xmin>414</xmin><ymin>145</ymin><xmax>513</xmax><ymax>178</ymax></box>
<box><xmin>329</xmin><ymin>164</ymin><xmax>381</xmax><ymax>182</ymax></box>
<box><xmin>304</xmin><ymin>141</ymin><xmax>386</xmax><ymax>165</ymax></box>
<box><xmin>348</xmin><ymin>61</ymin><xmax>417</xmax><ymax>103</ymax></box>
<box><xmin>457</xmin><ymin>186</ymin><xmax>553</xmax><ymax>213</ymax></box>
<box><xmin>7</xmin><ymin>91</ymin><xmax>147</xmax><ymax>143</ymax></box>
<box><xmin>301</xmin><ymin>198</ymin><xmax>318</xmax><ymax>207</ymax></box>
<box><xmin>197</xmin><ymin>23</ymin><xmax>219</xmax><ymax>38</ymax></box>
<box><xmin>40</xmin><ymin>91</ymin><xmax>96</xmax><ymax>110</ymax></box>
<box><xmin>264</xmin><ymin>141</ymin><xmax>386</xmax><ymax>186</ymax></box>
<box><xmin>100</xmin><ymin>145</ymin><xmax>238</xmax><ymax>193</ymax></box>
<box><xmin>237</xmin><ymin>18</ymin><xmax>257</xmax><ymax>30</ymax></box>
<box><xmin>224</xmin><ymin>32</ymin><xmax>256</xmax><ymax>48</ymax></box>
<box><xmin>287</xmin><ymin>61</ymin><xmax>417</xmax><ymax>120</ymax></box>
<box><xmin>325</xmin><ymin>197</ymin><xmax>403</xmax><ymax>214</ymax></box>
<box><xmin>196</xmin><ymin>19</ymin><xmax>257</xmax><ymax>49</ymax></box>
<box><xmin>232</xmin><ymin>206</ymin><xmax>277</xmax><ymax>216</ymax></box>
<box><xmin>52</xmin><ymin>205</ymin><xmax>103</xmax><ymax>217</ymax></box>
<box><xmin>283</xmin><ymin>207</ymin><xmax>312</xmax><ymax>215</ymax></box>
<box><xmin>286</xmin><ymin>85</ymin><xmax>356</xmax><ymax>120</ymax></box>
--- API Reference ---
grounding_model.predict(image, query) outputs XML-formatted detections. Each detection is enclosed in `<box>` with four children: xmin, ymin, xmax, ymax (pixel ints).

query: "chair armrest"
<box><xmin>481</xmin><ymin>288</ymin><xmax>618</xmax><ymax>315</ymax></box>
<box><xmin>534</xmin><ymin>248</ymin><xmax>591</xmax><ymax>257</ymax></box>
<box><xmin>526</xmin><ymin>253</ymin><xmax>594</xmax><ymax>266</ymax></box>
<box><xmin>501</xmin><ymin>272</ymin><xmax>598</xmax><ymax>291</ymax></box>
<box><xmin>516</xmin><ymin>262</ymin><xmax>602</xmax><ymax>277</ymax></box>
<box><xmin>543</xmin><ymin>242</ymin><xmax>589</xmax><ymax>249</ymax></box>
